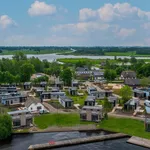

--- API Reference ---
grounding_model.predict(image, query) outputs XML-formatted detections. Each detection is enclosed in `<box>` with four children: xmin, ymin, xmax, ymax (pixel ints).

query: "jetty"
<box><xmin>28</xmin><ymin>133</ymin><xmax>128</xmax><ymax>150</ymax></box>
<box><xmin>127</xmin><ymin>136</ymin><xmax>150</xmax><ymax>149</ymax></box>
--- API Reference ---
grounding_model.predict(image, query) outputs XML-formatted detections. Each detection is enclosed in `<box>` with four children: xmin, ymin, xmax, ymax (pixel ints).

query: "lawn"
<box><xmin>34</xmin><ymin>113</ymin><xmax>91</xmax><ymax>129</ymax></box>
<box><xmin>105</xmin><ymin>51</ymin><xmax>136</xmax><ymax>56</ymax></box>
<box><xmin>0</xmin><ymin>49</ymin><xmax>72</xmax><ymax>55</ymax></box>
<box><xmin>99</xmin><ymin>117</ymin><xmax>150</xmax><ymax>139</ymax></box>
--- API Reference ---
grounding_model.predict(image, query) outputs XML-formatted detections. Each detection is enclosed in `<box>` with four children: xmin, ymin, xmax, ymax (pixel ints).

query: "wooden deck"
<box><xmin>127</xmin><ymin>136</ymin><xmax>150</xmax><ymax>148</ymax></box>
<box><xmin>28</xmin><ymin>133</ymin><xmax>128</xmax><ymax>150</ymax></box>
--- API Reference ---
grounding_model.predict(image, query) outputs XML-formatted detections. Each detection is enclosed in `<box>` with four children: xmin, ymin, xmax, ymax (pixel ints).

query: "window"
<box><xmin>37</xmin><ymin>106</ymin><xmax>42</xmax><ymax>110</ymax></box>
<box><xmin>13</xmin><ymin>120</ymin><xmax>21</xmax><ymax>127</ymax></box>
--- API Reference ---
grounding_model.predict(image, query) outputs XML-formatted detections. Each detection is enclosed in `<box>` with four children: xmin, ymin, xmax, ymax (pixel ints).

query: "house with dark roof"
<box><xmin>0</xmin><ymin>86</ymin><xmax>17</xmax><ymax>94</ymax></box>
<box><xmin>32</xmin><ymin>87</ymin><xmax>44</xmax><ymax>96</ymax></box>
<box><xmin>92</xmin><ymin>70</ymin><xmax>104</xmax><ymax>81</ymax></box>
<box><xmin>108</xmin><ymin>96</ymin><xmax>118</xmax><ymax>107</ymax></box>
<box><xmin>76</xmin><ymin>67</ymin><xmax>92</xmax><ymax>80</ymax></box>
<box><xmin>55</xmin><ymin>79</ymin><xmax>64</xmax><ymax>88</ymax></box>
<box><xmin>24</xmin><ymin>82</ymin><xmax>32</xmax><ymax>90</ymax></box>
<box><xmin>25</xmin><ymin>98</ymin><xmax>47</xmax><ymax>113</ymax></box>
<box><xmin>121</xmin><ymin>71</ymin><xmax>136</xmax><ymax>79</ymax></box>
<box><xmin>72</xmin><ymin>80</ymin><xmax>79</xmax><ymax>88</ymax></box>
<box><xmin>40</xmin><ymin>82</ymin><xmax>47</xmax><ymax>88</ymax></box>
<box><xmin>87</xmin><ymin>87</ymin><xmax>97</xmax><ymax>95</ymax></box>
<box><xmin>124</xmin><ymin>98</ymin><xmax>139</xmax><ymax>111</ymax></box>
<box><xmin>84</xmin><ymin>96</ymin><xmax>96</xmax><ymax>106</ymax></box>
<box><xmin>8</xmin><ymin>109</ymin><xmax>33</xmax><ymax>128</ymax></box>
<box><xmin>1</xmin><ymin>93</ymin><xmax>27</xmax><ymax>106</ymax></box>
<box><xmin>68</xmin><ymin>87</ymin><xmax>77</xmax><ymax>96</ymax></box>
<box><xmin>134</xmin><ymin>88</ymin><xmax>150</xmax><ymax>99</ymax></box>
<box><xmin>80</xmin><ymin>106</ymin><xmax>103</xmax><ymax>122</ymax></box>
<box><xmin>59</xmin><ymin>96</ymin><xmax>73</xmax><ymax>108</ymax></box>
<box><xmin>50</xmin><ymin>92</ymin><xmax>66</xmax><ymax>100</ymax></box>
<box><xmin>124</xmin><ymin>78</ymin><xmax>140</xmax><ymax>87</ymax></box>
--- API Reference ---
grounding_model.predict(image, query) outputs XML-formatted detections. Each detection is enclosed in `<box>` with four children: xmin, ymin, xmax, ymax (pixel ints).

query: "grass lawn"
<box><xmin>0</xmin><ymin>49</ymin><xmax>72</xmax><ymax>55</ymax></box>
<box><xmin>34</xmin><ymin>113</ymin><xmax>93</xmax><ymax>129</ymax></box>
<box><xmin>99</xmin><ymin>117</ymin><xmax>150</xmax><ymax>139</ymax></box>
<box><xmin>105</xmin><ymin>51</ymin><xmax>136</xmax><ymax>56</ymax></box>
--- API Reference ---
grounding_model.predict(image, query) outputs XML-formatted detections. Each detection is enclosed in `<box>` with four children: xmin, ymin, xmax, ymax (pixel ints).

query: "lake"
<box><xmin>0</xmin><ymin>54</ymin><xmax>150</xmax><ymax>62</ymax></box>
<box><xmin>0</xmin><ymin>131</ymin><xmax>149</xmax><ymax>150</ymax></box>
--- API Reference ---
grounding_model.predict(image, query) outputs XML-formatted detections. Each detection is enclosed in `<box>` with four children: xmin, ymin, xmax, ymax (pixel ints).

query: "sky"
<box><xmin>0</xmin><ymin>0</ymin><xmax>150</xmax><ymax>46</ymax></box>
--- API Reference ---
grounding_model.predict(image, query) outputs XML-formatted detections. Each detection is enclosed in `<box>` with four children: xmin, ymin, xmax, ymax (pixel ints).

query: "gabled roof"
<box><xmin>59</xmin><ymin>96</ymin><xmax>73</xmax><ymax>102</ymax></box>
<box><xmin>85</xmin><ymin>96</ymin><xmax>96</xmax><ymax>102</ymax></box>
<box><xmin>125</xmin><ymin>79</ymin><xmax>140</xmax><ymax>86</ymax></box>
<box><xmin>25</xmin><ymin>97</ymin><xmax>40</xmax><ymax>108</ymax></box>
<box><xmin>82</xmin><ymin>105</ymin><xmax>103</xmax><ymax>110</ymax></box>
<box><xmin>121</xmin><ymin>71</ymin><xmax>136</xmax><ymax>78</ymax></box>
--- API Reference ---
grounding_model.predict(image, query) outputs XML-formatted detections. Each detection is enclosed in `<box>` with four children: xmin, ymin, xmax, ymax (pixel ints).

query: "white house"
<box><xmin>25</xmin><ymin>98</ymin><xmax>47</xmax><ymax>113</ymax></box>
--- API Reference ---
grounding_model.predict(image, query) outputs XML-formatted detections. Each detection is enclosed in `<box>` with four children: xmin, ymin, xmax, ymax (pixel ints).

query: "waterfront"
<box><xmin>0</xmin><ymin>131</ymin><xmax>149</xmax><ymax>150</ymax></box>
<box><xmin>0</xmin><ymin>54</ymin><xmax>150</xmax><ymax>62</ymax></box>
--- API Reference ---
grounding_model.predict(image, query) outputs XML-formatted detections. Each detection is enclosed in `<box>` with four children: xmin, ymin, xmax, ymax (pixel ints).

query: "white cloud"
<box><xmin>117</xmin><ymin>28</ymin><xmax>136</xmax><ymax>38</ymax></box>
<box><xmin>0</xmin><ymin>15</ymin><xmax>17</xmax><ymax>29</ymax></box>
<box><xmin>79</xmin><ymin>3</ymin><xmax>150</xmax><ymax>22</ymax></box>
<box><xmin>28</xmin><ymin>1</ymin><xmax>56</xmax><ymax>16</ymax></box>
<box><xmin>79</xmin><ymin>8</ymin><xmax>97</xmax><ymax>21</ymax></box>
<box><xmin>50</xmin><ymin>22</ymin><xmax>109</xmax><ymax>34</ymax></box>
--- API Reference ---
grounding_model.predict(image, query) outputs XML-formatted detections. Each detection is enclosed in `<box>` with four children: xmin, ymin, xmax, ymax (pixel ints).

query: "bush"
<box><xmin>0</xmin><ymin>114</ymin><xmax>12</xmax><ymax>140</ymax></box>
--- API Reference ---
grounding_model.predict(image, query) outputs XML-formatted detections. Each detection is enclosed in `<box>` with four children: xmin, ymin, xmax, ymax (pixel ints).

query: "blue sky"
<box><xmin>0</xmin><ymin>0</ymin><xmax>150</xmax><ymax>46</ymax></box>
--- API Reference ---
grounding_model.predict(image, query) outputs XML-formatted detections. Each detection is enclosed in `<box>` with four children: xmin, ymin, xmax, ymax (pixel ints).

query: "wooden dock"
<box><xmin>28</xmin><ymin>133</ymin><xmax>128</xmax><ymax>150</ymax></box>
<box><xmin>127</xmin><ymin>136</ymin><xmax>150</xmax><ymax>148</ymax></box>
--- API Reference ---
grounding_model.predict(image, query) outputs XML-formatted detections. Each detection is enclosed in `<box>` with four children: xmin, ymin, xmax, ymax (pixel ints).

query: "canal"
<box><xmin>0</xmin><ymin>131</ymin><xmax>149</xmax><ymax>150</ymax></box>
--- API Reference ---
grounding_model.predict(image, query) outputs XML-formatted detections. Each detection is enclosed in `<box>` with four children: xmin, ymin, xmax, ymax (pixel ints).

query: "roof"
<box><xmin>69</xmin><ymin>87</ymin><xmax>77</xmax><ymax>91</ymax></box>
<box><xmin>82</xmin><ymin>105</ymin><xmax>103</xmax><ymax>110</ymax></box>
<box><xmin>121</xmin><ymin>71</ymin><xmax>136</xmax><ymax>78</ymax></box>
<box><xmin>25</xmin><ymin>97</ymin><xmax>41</xmax><ymax>108</ymax></box>
<box><xmin>24</xmin><ymin>82</ymin><xmax>31</xmax><ymax>85</ymax></box>
<box><xmin>72</xmin><ymin>80</ymin><xmax>79</xmax><ymax>84</ymax></box>
<box><xmin>93</xmin><ymin>71</ymin><xmax>104</xmax><ymax>76</ymax></box>
<box><xmin>108</xmin><ymin>96</ymin><xmax>118</xmax><ymax>102</ymax></box>
<box><xmin>59</xmin><ymin>96</ymin><xmax>73</xmax><ymax>102</ymax></box>
<box><xmin>76</xmin><ymin>67</ymin><xmax>89</xmax><ymax>72</ymax></box>
<box><xmin>88</xmin><ymin>87</ymin><xmax>97</xmax><ymax>91</ymax></box>
<box><xmin>125</xmin><ymin>98</ymin><xmax>139</xmax><ymax>106</ymax></box>
<box><xmin>85</xmin><ymin>96</ymin><xmax>96</xmax><ymax>102</ymax></box>
<box><xmin>125</xmin><ymin>79</ymin><xmax>140</xmax><ymax>86</ymax></box>
<box><xmin>50</xmin><ymin>92</ymin><xmax>65</xmax><ymax>95</ymax></box>
<box><xmin>40</xmin><ymin>82</ymin><xmax>47</xmax><ymax>85</ymax></box>
<box><xmin>8</xmin><ymin>109</ymin><xmax>30</xmax><ymax>115</ymax></box>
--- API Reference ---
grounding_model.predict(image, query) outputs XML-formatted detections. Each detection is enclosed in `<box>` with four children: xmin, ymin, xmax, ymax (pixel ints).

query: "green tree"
<box><xmin>130</xmin><ymin>56</ymin><xmax>137</xmax><ymax>64</ymax></box>
<box><xmin>60</xmin><ymin>68</ymin><xmax>72</xmax><ymax>86</ymax></box>
<box><xmin>104</xmin><ymin>97</ymin><xmax>112</xmax><ymax>112</ymax></box>
<box><xmin>140</xmin><ymin>77</ymin><xmax>150</xmax><ymax>87</ymax></box>
<box><xmin>120</xmin><ymin>85</ymin><xmax>132</xmax><ymax>104</ymax></box>
<box><xmin>20</xmin><ymin>63</ymin><xmax>35</xmax><ymax>82</ymax></box>
<box><xmin>104</xmin><ymin>69</ymin><xmax>117</xmax><ymax>81</ymax></box>
<box><xmin>12</xmin><ymin>52</ymin><xmax>27</xmax><ymax>61</ymax></box>
<box><xmin>0</xmin><ymin>114</ymin><xmax>12</xmax><ymax>140</ymax></box>
<box><xmin>3</xmin><ymin>71</ymin><xmax>15</xmax><ymax>84</ymax></box>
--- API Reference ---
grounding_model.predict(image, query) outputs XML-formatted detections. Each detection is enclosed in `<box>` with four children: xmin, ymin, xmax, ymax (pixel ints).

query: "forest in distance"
<box><xmin>0</xmin><ymin>46</ymin><xmax>150</xmax><ymax>56</ymax></box>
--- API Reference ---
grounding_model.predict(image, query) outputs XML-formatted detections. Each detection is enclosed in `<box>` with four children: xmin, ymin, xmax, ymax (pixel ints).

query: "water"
<box><xmin>0</xmin><ymin>54</ymin><xmax>150</xmax><ymax>62</ymax></box>
<box><xmin>56</xmin><ymin>138</ymin><xmax>149</xmax><ymax>150</ymax></box>
<box><xmin>0</xmin><ymin>131</ymin><xmax>148</xmax><ymax>150</ymax></box>
<box><xmin>0</xmin><ymin>130</ymin><xmax>109</xmax><ymax>150</ymax></box>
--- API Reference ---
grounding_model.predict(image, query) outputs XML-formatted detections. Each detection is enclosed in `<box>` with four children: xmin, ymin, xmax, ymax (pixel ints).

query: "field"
<box><xmin>99</xmin><ymin>117</ymin><xmax>150</xmax><ymax>139</ymax></box>
<box><xmin>34</xmin><ymin>113</ymin><xmax>93</xmax><ymax>129</ymax></box>
<box><xmin>0</xmin><ymin>49</ymin><xmax>72</xmax><ymax>55</ymax></box>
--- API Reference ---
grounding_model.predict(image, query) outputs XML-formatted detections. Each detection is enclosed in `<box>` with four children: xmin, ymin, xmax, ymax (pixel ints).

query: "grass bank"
<box><xmin>99</xmin><ymin>117</ymin><xmax>150</xmax><ymax>139</ymax></box>
<box><xmin>34</xmin><ymin>113</ymin><xmax>92</xmax><ymax>129</ymax></box>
